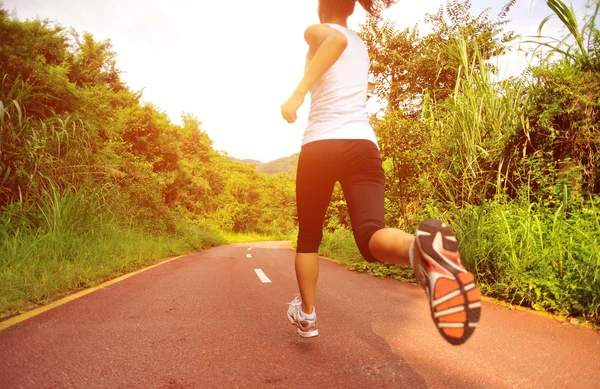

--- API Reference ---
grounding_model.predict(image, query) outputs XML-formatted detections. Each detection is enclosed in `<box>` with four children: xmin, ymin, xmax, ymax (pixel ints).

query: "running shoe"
<box><xmin>412</xmin><ymin>219</ymin><xmax>482</xmax><ymax>345</ymax></box>
<box><xmin>287</xmin><ymin>294</ymin><xmax>318</xmax><ymax>338</ymax></box>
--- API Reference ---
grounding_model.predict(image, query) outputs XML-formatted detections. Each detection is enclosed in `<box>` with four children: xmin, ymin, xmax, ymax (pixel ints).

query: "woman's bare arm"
<box><xmin>296</xmin><ymin>24</ymin><xmax>348</xmax><ymax>95</ymax></box>
<box><xmin>280</xmin><ymin>24</ymin><xmax>348</xmax><ymax>123</ymax></box>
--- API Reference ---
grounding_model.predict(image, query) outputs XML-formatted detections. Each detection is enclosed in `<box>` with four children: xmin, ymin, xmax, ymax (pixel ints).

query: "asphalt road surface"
<box><xmin>1</xmin><ymin>242</ymin><xmax>599</xmax><ymax>388</ymax></box>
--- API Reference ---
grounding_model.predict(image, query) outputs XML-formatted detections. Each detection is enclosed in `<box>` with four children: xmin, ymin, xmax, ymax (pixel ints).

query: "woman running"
<box><xmin>280</xmin><ymin>0</ymin><xmax>481</xmax><ymax>346</ymax></box>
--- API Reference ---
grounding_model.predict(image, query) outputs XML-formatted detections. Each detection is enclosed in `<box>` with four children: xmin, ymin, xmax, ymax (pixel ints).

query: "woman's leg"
<box><xmin>295</xmin><ymin>141</ymin><xmax>337</xmax><ymax>315</ymax></box>
<box><xmin>340</xmin><ymin>141</ymin><xmax>481</xmax><ymax>345</ymax></box>
<box><xmin>294</xmin><ymin>253</ymin><xmax>320</xmax><ymax>314</ymax></box>
<box><xmin>339</xmin><ymin>140</ymin><xmax>413</xmax><ymax>265</ymax></box>
<box><xmin>368</xmin><ymin>228</ymin><xmax>413</xmax><ymax>265</ymax></box>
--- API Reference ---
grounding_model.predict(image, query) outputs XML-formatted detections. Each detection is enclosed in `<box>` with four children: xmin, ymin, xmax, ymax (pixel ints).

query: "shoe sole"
<box><xmin>287</xmin><ymin>312</ymin><xmax>319</xmax><ymax>338</ymax></box>
<box><xmin>416</xmin><ymin>219</ymin><xmax>481</xmax><ymax>345</ymax></box>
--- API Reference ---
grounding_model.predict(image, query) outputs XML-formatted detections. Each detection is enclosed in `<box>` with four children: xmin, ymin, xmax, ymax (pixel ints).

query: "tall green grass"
<box><xmin>422</xmin><ymin>35</ymin><xmax>600</xmax><ymax>323</ymax></box>
<box><xmin>0</xmin><ymin>182</ymin><xmax>298</xmax><ymax>318</ymax></box>
<box><xmin>0</xmin><ymin>186</ymin><xmax>193</xmax><ymax>317</ymax></box>
<box><xmin>321</xmin><ymin>193</ymin><xmax>600</xmax><ymax>323</ymax></box>
<box><xmin>422</xmin><ymin>35</ymin><xmax>527</xmax><ymax>206</ymax></box>
<box><xmin>221</xmin><ymin>230</ymin><xmax>296</xmax><ymax>244</ymax></box>
<box><xmin>318</xmin><ymin>228</ymin><xmax>415</xmax><ymax>283</ymax></box>
<box><xmin>527</xmin><ymin>0</ymin><xmax>599</xmax><ymax>69</ymax></box>
<box><xmin>429</xmin><ymin>186</ymin><xmax>600</xmax><ymax>322</ymax></box>
<box><xmin>318</xmin><ymin>31</ymin><xmax>600</xmax><ymax>325</ymax></box>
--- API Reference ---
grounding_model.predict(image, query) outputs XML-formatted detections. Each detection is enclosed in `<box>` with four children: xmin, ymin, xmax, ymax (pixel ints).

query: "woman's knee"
<box><xmin>355</xmin><ymin>226</ymin><xmax>381</xmax><ymax>263</ymax></box>
<box><xmin>297</xmin><ymin>230</ymin><xmax>323</xmax><ymax>253</ymax></box>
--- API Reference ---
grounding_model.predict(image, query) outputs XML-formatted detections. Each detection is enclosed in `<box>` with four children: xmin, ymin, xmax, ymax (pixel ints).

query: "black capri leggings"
<box><xmin>296</xmin><ymin>139</ymin><xmax>385</xmax><ymax>263</ymax></box>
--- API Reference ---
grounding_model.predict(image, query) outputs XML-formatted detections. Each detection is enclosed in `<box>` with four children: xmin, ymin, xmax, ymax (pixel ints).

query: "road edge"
<box><xmin>0</xmin><ymin>240</ymin><xmax>288</xmax><ymax>331</ymax></box>
<box><xmin>2</xmin><ymin>244</ymin><xmax>596</xmax><ymax>332</ymax></box>
<box><xmin>318</xmin><ymin>254</ymin><xmax>598</xmax><ymax>331</ymax></box>
<box><xmin>0</xmin><ymin>254</ymin><xmax>186</xmax><ymax>332</ymax></box>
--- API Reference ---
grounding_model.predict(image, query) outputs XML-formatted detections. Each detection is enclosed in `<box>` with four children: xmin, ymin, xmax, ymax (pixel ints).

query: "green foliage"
<box><xmin>527</xmin><ymin>0</ymin><xmax>599</xmax><ymax>71</ymax></box>
<box><xmin>0</xmin><ymin>7</ymin><xmax>297</xmax><ymax>317</ymax></box>
<box><xmin>518</xmin><ymin>0</ymin><xmax>600</xmax><ymax>194</ymax></box>
<box><xmin>523</xmin><ymin>61</ymin><xmax>600</xmax><ymax>194</ymax></box>
<box><xmin>375</xmin><ymin>115</ymin><xmax>435</xmax><ymax>228</ymax></box>
<box><xmin>445</xmin><ymin>186</ymin><xmax>600</xmax><ymax>322</ymax></box>
<box><xmin>318</xmin><ymin>0</ymin><xmax>600</xmax><ymax>324</ymax></box>
<box><xmin>358</xmin><ymin>17</ymin><xmax>421</xmax><ymax>112</ymax></box>
<box><xmin>323</xmin><ymin>183</ymin><xmax>352</xmax><ymax>231</ymax></box>
<box><xmin>0</xmin><ymin>79</ymin><xmax>97</xmax><ymax>206</ymax></box>
<box><xmin>221</xmin><ymin>230</ymin><xmax>296</xmax><ymax>244</ymax></box>
<box><xmin>318</xmin><ymin>229</ymin><xmax>415</xmax><ymax>282</ymax></box>
<box><xmin>231</xmin><ymin>154</ymin><xmax>299</xmax><ymax>175</ymax></box>
<box><xmin>427</xmin><ymin>37</ymin><xmax>527</xmax><ymax>205</ymax></box>
<box><xmin>359</xmin><ymin>0</ymin><xmax>517</xmax><ymax>111</ymax></box>
<box><xmin>68</xmin><ymin>31</ymin><xmax>125</xmax><ymax>91</ymax></box>
<box><xmin>0</xmin><ymin>186</ymin><xmax>225</xmax><ymax>317</ymax></box>
<box><xmin>0</xmin><ymin>7</ymin><xmax>296</xmax><ymax>237</ymax></box>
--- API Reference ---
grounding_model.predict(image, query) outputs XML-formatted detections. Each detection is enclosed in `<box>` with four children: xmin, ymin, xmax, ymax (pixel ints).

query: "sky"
<box><xmin>2</xmin><ymin>0</ymin><xmax>591</xmax><ymax>162</ymax></box>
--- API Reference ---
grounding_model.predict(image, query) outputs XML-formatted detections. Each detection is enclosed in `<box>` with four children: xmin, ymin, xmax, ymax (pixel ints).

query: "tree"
<box><xmin>68</xmin><ymin>31</ymin><xmax>125</xmax><ymax>92</ymax></box>
<box><xmin>359</xmin><ymin>0</ymin><xmax>517</xmax><ymax>112</ymax></box>
<box><xmin>358</xmin><ymin>17</ymin><xmax>420</xmax><ymax>112</ymax></box>
<box><xmin>0</xmin><ymin>10</ymin><xmax>77</xmax><ymax>117</ymax></box>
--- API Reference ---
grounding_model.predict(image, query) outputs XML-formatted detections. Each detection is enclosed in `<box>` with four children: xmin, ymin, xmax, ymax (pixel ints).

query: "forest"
<box><xmin>1</xmin><ymin>0</ymin><xmax>598</xmax><ymax>325</ymax></box>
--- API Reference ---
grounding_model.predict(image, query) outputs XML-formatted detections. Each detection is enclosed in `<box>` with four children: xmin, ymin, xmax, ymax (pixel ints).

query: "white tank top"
<box><xmin>302</xmin><ymin>24</ymin><xmax>378</xmax><ymax>147</ymax></box>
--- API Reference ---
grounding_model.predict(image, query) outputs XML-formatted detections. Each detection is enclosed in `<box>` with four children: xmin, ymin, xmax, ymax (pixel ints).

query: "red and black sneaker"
<box><xmin>411</xmin><ymin>219</ymin><xmax>482</xmax><ymax>345</ymax></box>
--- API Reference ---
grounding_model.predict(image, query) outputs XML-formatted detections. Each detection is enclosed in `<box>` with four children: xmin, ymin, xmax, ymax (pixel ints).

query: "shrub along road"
<box><xmin>1</xmin><ymin>242</ymin><xmax>599</xmax><ymax>388</ymax></box>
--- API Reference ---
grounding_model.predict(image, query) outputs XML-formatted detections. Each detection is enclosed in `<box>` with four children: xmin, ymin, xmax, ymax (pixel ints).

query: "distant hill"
<box><xmin>229</xmin><ymin>154</ymin><xmax>299</xmax><ymax>175</ymax></box>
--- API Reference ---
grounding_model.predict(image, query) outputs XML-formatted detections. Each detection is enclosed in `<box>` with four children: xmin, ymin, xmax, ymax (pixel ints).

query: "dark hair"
<box><xmin>319</xmin><ymin>0</ymin><xmax>398</xmax><ymax>18</ymax></box>
<box><xmin>357</xmin><ymin>0</ymin><xmax>398</xmax><ymax>17</ymax></box>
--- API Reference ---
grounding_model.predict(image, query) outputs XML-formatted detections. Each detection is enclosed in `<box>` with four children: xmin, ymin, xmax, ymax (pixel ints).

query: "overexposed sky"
<box><xmin>3</xmin><ymin>0</ymin><xmax>589</xmax><ymax>161</ymax></box>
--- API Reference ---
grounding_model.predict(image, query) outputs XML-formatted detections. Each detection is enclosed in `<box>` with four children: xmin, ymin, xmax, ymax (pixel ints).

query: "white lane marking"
<box><xmin>254</xmin><ymin>269</ymin><xmax>271</xmax><ymax>283</ymax></box>
<box><xmin>246</xmin><ymin>254</ymin><xmax>252</xmax><ymax>258</ymax></box>
<box><xmin>257</xmin><ymin>244</ymin><xmax>263</xmax><ymax>247</ymax></box>
<box><xmin>247</xmin><ymin>247</ymin><xmax>252</xmax><ymax>251</ymax></box>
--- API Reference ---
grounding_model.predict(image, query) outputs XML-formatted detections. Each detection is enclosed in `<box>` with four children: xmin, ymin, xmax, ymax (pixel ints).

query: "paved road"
<box><xmin>1</xmin><ymin>242</ymin><xmax>599</xmax><ymax>388</ymax></box>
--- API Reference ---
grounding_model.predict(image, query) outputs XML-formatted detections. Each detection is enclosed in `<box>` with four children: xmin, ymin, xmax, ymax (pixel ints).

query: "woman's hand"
<box><xmin>280</xmin><ymin>92</ymin><xmax>305</xmax><ymax>124</ymax></box>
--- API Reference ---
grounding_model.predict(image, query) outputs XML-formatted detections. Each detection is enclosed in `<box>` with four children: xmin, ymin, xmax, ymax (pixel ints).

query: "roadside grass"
<box><xmin>0</xmin><ymin>223</ymin><xmax>222</xmax><ymax>318</ymax></box>
<box><xmin>0</xmin><ymin>186</ymin><xmax>295</xmax><ymax>319</ymax></box>
<box><xmin>319</xmin><ymin>192</ymin><xmax>600</xmax><ymax>326</ymax></box>
<box><xmin>222</xmin><ymin>230</ymin><xmax>296</xmax><ymax>244</ymax></box>
<box><xmin>446</xmin><ymin>191</ymin><xmax>600</xmax><ymax>325</ymax></box>
<box><xmin>318</xmin><ymin>229</ymin><xmax>415</xmax><ymax>283</ymax></box>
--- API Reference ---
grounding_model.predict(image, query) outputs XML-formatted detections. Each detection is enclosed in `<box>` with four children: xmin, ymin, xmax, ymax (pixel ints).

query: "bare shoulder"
<box><xmin>303</xmin><ymin>24</ymin><xmax>348</xmax><ymax>48</ymax></box>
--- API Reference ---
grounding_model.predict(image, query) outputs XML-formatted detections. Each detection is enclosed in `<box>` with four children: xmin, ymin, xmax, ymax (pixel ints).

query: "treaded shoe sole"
<box><xmin>416</xmin><ymin>219</ymin><xmax>482</xmax><ymax>345</ymax></box>
<box><xmin>287</xmin><ymin>312</ymin><xmax>319</xmax><ymax>338</ymax></box>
